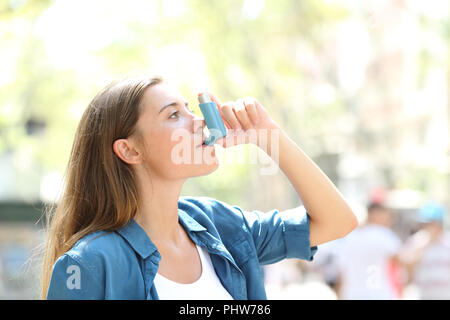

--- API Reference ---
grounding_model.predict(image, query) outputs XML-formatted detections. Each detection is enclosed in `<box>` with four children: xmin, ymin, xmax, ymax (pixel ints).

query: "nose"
<box><xmin>192</xmin><ymin>116</ymin><xmax>207</xmax><ymax>146</ymax></box>
<box><xmin>192</xmin><ymin>114</ymin><xmax>206</xmax><ymax>134</ymax></box>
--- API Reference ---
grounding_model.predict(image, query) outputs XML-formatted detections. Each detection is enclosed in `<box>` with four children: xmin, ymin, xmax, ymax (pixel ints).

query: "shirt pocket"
<box><xmin>227</xmin><ymin>237</ymin><xmax>255</xmax><ymax>267</ymax></box>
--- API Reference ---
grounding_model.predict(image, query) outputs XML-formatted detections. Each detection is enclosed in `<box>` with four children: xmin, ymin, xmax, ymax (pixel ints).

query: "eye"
<box><xmin>169</xmin><ymin>111</ymin><xmax>179</xmax><ymax>119</ymax></box>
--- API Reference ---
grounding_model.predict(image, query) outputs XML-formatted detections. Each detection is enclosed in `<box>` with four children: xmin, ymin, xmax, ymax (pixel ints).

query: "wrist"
<box><xmin>255</xmin><ymin>122</ymin><xmax>283</xmax><ymax>153</ymax></box>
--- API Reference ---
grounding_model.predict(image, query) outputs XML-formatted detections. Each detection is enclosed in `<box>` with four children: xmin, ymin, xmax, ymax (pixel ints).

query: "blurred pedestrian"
<box><xmin>399</xmin><ymin>203</ymin><xmax>450</xmax><ymax>300</ymax></box>
<box><xmin>336</xmin><ymin>203</ymin><xmax>402</xmax><ymax>299</ymax></box>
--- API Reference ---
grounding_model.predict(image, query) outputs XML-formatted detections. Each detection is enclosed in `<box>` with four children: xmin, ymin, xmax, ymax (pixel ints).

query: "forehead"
<box><xmin>141</xmin><ymin>82</ymin><xmax>184</xmax><ymax>112</ymax></box>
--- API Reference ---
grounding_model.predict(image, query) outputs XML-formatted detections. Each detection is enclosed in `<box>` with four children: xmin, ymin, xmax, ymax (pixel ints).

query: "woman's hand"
<box><xmin>205</xmin><ymin>93</ymin><xmax>279</xmax><ymax>148</ymax></box>
<box><xmin>200</xmin><ymin>93</ymin><xmax>357</xmax><ymax>247</ymax></box>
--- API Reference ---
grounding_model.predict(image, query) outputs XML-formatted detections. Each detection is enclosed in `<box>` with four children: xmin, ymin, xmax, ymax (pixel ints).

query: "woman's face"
<box><xmin>132</xmin><ymin>82</ymin><xmax>219</xmax><ymax>180</ymax></box>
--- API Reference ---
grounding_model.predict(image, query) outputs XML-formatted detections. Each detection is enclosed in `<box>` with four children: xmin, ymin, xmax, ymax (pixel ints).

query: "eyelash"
<box><xmin>169</xmin><ymin>109</ymin><xmax>195</xmax><ymax>119</ymax></box>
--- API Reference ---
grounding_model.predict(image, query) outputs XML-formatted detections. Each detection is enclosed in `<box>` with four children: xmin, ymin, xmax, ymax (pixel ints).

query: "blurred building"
<box><xmin>327</xmin><ymin>0</ymin><xmax>449</xmax><ymax>219</ymax></box>
<box><xmin>0</xmin><ymin>219</ymin><xmax>44</xmax><ymax>299</ymax></box>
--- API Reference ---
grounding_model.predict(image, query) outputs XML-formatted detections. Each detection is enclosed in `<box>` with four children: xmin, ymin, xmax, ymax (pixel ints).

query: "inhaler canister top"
<box><xmin>198</xmin><ymin>93</ymin><xmax>212</xmax><ymax>104</ymax></box>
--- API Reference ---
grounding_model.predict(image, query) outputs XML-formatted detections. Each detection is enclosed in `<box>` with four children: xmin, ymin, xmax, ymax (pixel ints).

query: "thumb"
<box><xmin>215</xmin><ymin>137</ymin><xmax>227</xmax><ymax>148</ymax></box>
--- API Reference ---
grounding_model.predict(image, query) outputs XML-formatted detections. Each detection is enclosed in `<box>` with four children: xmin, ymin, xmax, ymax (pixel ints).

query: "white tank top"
<box><xmin>154</xmin><ymin>245</ymin><xmax>234</xmax><ymax>300</ymax></box>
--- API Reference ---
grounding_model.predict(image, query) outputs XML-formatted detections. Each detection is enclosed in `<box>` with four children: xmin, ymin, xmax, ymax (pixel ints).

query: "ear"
<box><xmin>113</xmin><ymin>139</ymin><xmax>142</xmax><ymax>165</ymax></box>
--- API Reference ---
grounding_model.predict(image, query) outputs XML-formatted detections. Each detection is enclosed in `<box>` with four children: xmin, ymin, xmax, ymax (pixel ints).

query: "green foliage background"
<box><xmin>0</xmin><ymin>0</ymin><xmax>448</xmax><ymax>212</ymax></box>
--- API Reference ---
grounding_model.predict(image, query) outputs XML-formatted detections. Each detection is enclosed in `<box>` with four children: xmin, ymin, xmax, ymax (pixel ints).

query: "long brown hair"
<box><xmin>40</xmin><ymin>75</ymin><xmax>163</xmax><ymax>298</ymax></box>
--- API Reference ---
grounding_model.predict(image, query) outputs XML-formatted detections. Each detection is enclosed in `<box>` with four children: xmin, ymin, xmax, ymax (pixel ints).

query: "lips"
<box><xmin>195</xmin><ymin>135</ymin><xmax>206</xmax><ymax>148</ymax></box>
<box><xmin>196</xmin><ymin>140</ymin><xmax>210</xmax><ymax>148</ymax></box>
<box><xmin>194</xmin><ymin>125</ymin><xmax>211</xmax><ymax>148</ymax></box>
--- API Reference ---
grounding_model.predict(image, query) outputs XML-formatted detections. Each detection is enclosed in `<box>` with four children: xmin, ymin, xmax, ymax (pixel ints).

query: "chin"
<box><xmin>167</xmin><ymin>144</ymin><xmax>220</xmax><ymax>178</ymax></box>
<box><xmin>164</xmin><ymin>162</ymin><xmax>219</xmax><ymax>180</ymax></box>
<box><xmin>189</xmin><ymin>160</ymin><xmax>220</xmax><ymax>177</ymax></box>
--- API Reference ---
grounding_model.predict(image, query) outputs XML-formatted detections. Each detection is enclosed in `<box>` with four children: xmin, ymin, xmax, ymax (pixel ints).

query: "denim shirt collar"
<box><xmin>115</xmin><ymin>209</ymin><xmax>207</xmax><ymax>260</ymax></box>
<box><xmin>115</xmin><ymin>209</ymin><xmax>246</xmax><ymax>299</ymax></box>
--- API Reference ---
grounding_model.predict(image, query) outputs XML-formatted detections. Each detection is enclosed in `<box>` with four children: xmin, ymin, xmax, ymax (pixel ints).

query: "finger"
<box><xmin>208</xmin><ymin>93</ymin><xmax>232</xmax><ymax>129</ymax></box>
<box><xmin>215</xmin><ymin>137</ymin><xmax>227</xmax><ymax>148</ymax></box>
<box><xmin>243</xmin><ymin>97</ymin><xmax>259</xmax><ymax>126</ymax></box>
<box><xmin>215</xmin><ymin>129</ymin><xmax>241</xmax><ymax>148</ymax></box>
<box><xmin>234</xmin><ymin>99</ymin><xmax>253</xmax><ymax>131</ymax></box>
<box><xmin>215</xmin><ymin>134</ymin><xmax>237</xmax><ymax>148</ymax></box>
<box><xmin>221</xmin><ymin>102</ymin><xmax>242</xmax><ymax>130</ymax></box>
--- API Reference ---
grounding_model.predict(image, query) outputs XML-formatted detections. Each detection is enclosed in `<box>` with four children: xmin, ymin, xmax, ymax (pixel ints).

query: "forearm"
<box><xmin>209</xmin><ymin>92</ymin><xmax>357</xmax><ymax>244</ymax></box>
<box><xmin>259</xmin><ymin>125</ymin><xmax>358</xmax><ymax>245</ymax></box>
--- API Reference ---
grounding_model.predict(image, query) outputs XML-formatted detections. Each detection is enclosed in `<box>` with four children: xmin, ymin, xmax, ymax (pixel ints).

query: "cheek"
<box><xmin>140</xmin><ymin>127</ymin><xmax>174</xmax><ymax>162</ymax></box>
<box><xmin>168</xmin><ymin>140</ymin><xmax>220</xmax><ymax>178</ymax></box>
<box><xmin>142</xmin><ymin>127</ymin><xmax>219</xmax><ymax>177</ymax></box>
<box><xmin>141</xmin><ymin>128</ymin><xmax>186</xmax><ymax>166</ymax></box>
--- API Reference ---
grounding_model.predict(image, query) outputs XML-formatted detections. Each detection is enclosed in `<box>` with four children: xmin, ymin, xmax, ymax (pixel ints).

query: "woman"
<box><xmin>42</xmin><ymin>75</ymin><xmax>358</xmax><ymax>299</ymax></box>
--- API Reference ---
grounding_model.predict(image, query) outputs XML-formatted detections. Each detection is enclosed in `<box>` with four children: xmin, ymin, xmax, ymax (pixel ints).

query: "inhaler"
<box><xmin>198</xmin><ymin>93</ymin><xmax>227</xmax><ymax>145</ymax></box>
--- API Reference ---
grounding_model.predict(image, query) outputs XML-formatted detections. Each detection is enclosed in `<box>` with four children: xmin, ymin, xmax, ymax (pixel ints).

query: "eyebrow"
<box><xmin>159</xmin><ymin>101</ymin><xmax>189</xmax><ymax>114</ymax></box>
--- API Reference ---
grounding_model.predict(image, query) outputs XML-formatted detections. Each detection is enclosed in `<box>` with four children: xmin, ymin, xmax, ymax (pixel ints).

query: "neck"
<box><xmin>133</xmin><ymin>168</ymin><xmax>186</xmax><ymax>244</ymax></box>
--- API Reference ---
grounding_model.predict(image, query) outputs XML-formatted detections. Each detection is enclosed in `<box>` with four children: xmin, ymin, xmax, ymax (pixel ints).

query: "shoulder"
<box><xmin>364</xmin><ymin>224</ymin><xmax>399</xmax><ymax>239</ymax></box>
<box><xmin>378</xmin><ymin>226</ymin><xmax>401</xmax><ymax>243</ymax></box>
<box><xmin>179</xmin><ymin>196</ymin><xmax>243</xmax><ymax>215</ymax></box>
<box><xmin>179</xmin><ymin>196</ymin><xmax>251</xmax><ymax>239</ymax></box>
<box><xmin>365</xmin><ymin>225</ymin><xmax>401</xmax><ymax>252</ymax></box>
<box><xmin>62</xmin><ymin>230</ymin><xmax>133</xmax><ymax>270</ymax></box>
<box><xmin>179</xmin><ymin>196</ymin><xmax>247</xmax><ymax>225</ymax></box>
<box><xmin>47</xmin><ymin>231</ymin><xmax>117</xmax><ymax>299</ymax></box>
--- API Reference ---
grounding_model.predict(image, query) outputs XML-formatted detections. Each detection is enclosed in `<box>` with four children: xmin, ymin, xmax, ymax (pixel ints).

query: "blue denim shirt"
<box><xmin>46</xmin><ymin>196</ymin><xmax>318</xmax><ymax>300</ymax></box>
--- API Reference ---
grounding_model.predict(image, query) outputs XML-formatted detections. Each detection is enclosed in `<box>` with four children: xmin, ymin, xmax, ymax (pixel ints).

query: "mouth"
<box><xmin>195</xmin><ymin>134</ymin><xmax>211</xmax><ymax>148</ymax></box>
<box><xmin>196</xmin><ymin>141</ymin><xmax>212</xmax><ymax>148</ymax></box>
